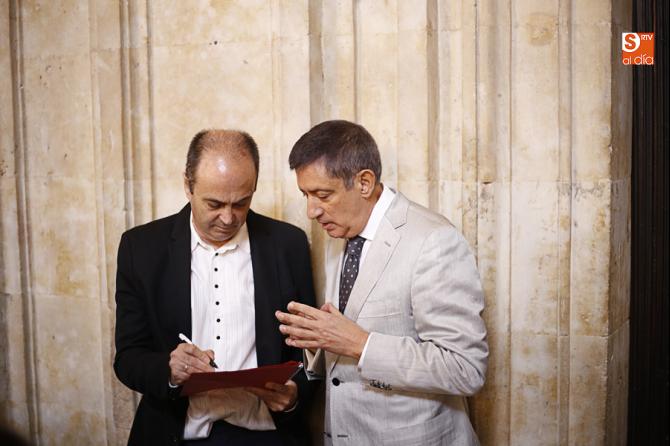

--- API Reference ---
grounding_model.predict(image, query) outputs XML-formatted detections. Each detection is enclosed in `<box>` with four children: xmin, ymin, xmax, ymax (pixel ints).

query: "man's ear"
<box><xmin>183</xmin><ymin>173</ymin><xmax>192</xmax><ymax>199</ymax></box>
<box><xmin>357</xmin><ymin>169</ymin><xmax>376</xmax><ymax>198</ymax></box>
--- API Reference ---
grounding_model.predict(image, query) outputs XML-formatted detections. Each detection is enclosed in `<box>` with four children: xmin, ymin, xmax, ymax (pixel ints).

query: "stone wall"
<box><xmin>0</xmin><ymin>1</ymin><xmax>630</xmax><ymax>445</ymax></box>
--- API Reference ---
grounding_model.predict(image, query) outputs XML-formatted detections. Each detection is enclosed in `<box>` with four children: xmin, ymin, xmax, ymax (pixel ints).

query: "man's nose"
<box><xmin>218</xmin><ymin>207</ymin><xmax>234</xmax><ymax>225</ymax></box>
<box><xmin>306</xmin><ymin>197</ymin><xmax>323</xmax><ymax>220</ymax></box>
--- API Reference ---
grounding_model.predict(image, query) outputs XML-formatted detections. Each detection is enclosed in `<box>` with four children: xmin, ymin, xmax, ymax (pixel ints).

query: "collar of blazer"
<box><xmin>165</xmin><ymin>205</ymin><xmax>192</xmax><ymax>342</ymax></box>
<box><xmin>325</xmin><ymin>192</ymin><xmax>409</xmax><ymax>372</ymax></box>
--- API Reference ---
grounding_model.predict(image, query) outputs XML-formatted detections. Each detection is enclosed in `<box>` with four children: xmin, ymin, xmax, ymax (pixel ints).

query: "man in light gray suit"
<box><xmin>276</xmin><ymin>120</ymin><xmax>488</xmax><ymax>445</ymax></box>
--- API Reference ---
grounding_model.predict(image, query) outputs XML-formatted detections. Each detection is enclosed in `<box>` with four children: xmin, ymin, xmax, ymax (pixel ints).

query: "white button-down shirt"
<box><xmin>352</xmin><ymin>184</ymin><xmax>396</xmax><ymax>265</ymax></box>
<box><xmin>347</xmin><ymin>185</ymin><xmax>395</xmax><ymax>366</ymax></box>
<box><xmin>183</xmin><ymin>215</ymin><xmax>275</xmax><ymax>439</ymax></box>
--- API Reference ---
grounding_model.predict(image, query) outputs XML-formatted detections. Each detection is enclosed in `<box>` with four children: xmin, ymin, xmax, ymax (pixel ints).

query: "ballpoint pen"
<box><xmin>178</xmin><ymin>333</ymin><xmax>219</xmax><ymax>369</ymax></box>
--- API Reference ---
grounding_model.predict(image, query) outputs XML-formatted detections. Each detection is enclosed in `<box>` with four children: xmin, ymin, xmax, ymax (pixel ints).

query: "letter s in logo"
<box><xmin>622</xmin><ymin>33</ymin><xmax>640</xmax><ymax>52</ymax></box>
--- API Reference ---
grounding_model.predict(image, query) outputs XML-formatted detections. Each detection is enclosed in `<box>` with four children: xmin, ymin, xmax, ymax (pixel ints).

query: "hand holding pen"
<box><xmin>167</xmin><ymin>333</ymin><xmax>218</xmax><ymax>386</ymax></box>
<box><xmin>178</xmin><ymin>333</ymin><xmax>219</xmax><ymax>368</ymax></box>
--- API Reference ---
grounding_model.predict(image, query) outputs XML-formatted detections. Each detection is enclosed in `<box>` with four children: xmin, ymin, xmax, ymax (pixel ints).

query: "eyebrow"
<box><xmin>205</xmin><ymin>194</ymin><xmax>253</xmax><ymax>205</ymax></box>
<box><xmin>301</xmin><ymin>187</ymin><xmax>335</xmax><ymax>194</ymax></box>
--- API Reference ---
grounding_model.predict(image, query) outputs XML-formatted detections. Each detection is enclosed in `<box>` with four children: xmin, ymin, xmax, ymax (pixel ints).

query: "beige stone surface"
<box><xmin>511</xmin><ymin>181</ymin><xmax>561</xmax><ymax>335</ymax></box>
<box><xmin>28</xmin><ymin>178</ymin><xmax>99</xmax><ymax>299</ymax></box>
<box><xmin>0</xmin><ymin>1</ymin><xmax>631</xmax><ymax>445</ymax></box>
<box><xmin>0</xmin><ymin>3</ymin><xmax>13</xmax><ymax>185</ymax></box>
<box><xmin>511</xmin><ymin>1</ymin><xmax>560</xmax><ymax>182</ymax></box>
<box><xmin>510</xmin><ymin>333</ymin><xmax>559</xmax><ymax>445</ymax></box>
<box><xmin>572</xmin><ymin>0</ymin><xmax>614</xmax><ymax>182</ymax></box>
<box><xmin>471</xmin><ymin>174</ymin><xmax>512</xmax><ymax>445</ymax></box>
<box><xmin>152</xmin><ymin>0</ymin><xmax>272</xmax><ymax>48</ymax></box>
<box><xmin>91</xmin><ymin>0</ymin><xmax>122</xmax><ymax>51</ymax></box>
<box><xmin>22</xmin><ymin>55</ymin><xmax>95</xmax><ymax>179</ymax></box>
<box><xmin>476</xmin><ymin>0</ymin><xmax>511</xmax><ymax>184</ymax></box>
<box><xmin>34</xmin><ymin>296</ymin><xmax>108</xmax><ymax>445</ymax></box>
<box><xmin>93</xmin><ymin>50</ymin><xmax>125</xmax><ymax>181</ymax></box>
<box><xmin>571</xmin><ymin>180</ymin><xmax>612</xmax><ymax>337</ymax></box>
<box><xmin>21</xmin><ymin>1</ymin><xmax>91</xmax><ymax>59</ymax></box>
<box><xmin>0</xmin><ymin>293</ymin><xmax>30</xmax><ymax>436</ymax></box>
<box><xmin>0</xmin><ymin>178</ymin><xmax>20</xmax><ymax>295</ymax></box>
<box><xmin>569</xmin><ymin>335</ymin><xmax>608</xmax><ymax>445</ymax></box>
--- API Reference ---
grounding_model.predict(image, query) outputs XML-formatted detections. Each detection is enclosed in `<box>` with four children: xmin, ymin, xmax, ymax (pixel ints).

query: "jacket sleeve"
<box><xmin>358</xmin><ymin>225</ymin><xmax>489</xmax><ymax>396</ymax></box>
<box><xmin>113</xmin><ymin>232</ymin><xmax>175</xmax><ymax>401</ymax></box>
<box><xmin>272</xmin><ymin>229</ymin><xmax>318</xmax><ymax>426</ymax></box>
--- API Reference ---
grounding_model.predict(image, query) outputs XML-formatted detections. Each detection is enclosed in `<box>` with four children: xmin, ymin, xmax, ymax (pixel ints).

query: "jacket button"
<box><xmin>332</xmin><ymin>377</ymin><xmax>340</xmax><ymax>386</ymax></box>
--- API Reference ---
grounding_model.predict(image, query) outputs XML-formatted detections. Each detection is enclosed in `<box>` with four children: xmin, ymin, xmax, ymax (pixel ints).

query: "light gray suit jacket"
<box><xmin>306</xmin><ymin>192</ymin><xmax>488</xmax><ymax>446</ymax></box>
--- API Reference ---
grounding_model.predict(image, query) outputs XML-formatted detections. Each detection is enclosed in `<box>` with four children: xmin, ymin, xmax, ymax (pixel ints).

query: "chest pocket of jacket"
<box><xmin>357</xmin><ymin>298</ymin><xmax>401</xmax><ymax>318</ymax></box>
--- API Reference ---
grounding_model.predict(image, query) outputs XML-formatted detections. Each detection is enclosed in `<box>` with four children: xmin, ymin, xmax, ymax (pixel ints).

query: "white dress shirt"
<box><xmin>341</xmin><ymin>185</ymin><xmax>395</xmax><ymax>366</ymax></box>
<box><xmin>353</xmin><ymin>184</ymin><xmax>396</xmax><ymax>265</ymax></box>
<box><xmin>183</xmin><ymin>215</ymin><xmax>275</xmax><ymax>439</ymax></box>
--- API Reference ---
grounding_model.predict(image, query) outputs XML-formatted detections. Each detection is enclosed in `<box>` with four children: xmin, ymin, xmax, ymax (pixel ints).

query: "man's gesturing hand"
<box><xmin>275</xmin><ymin>301</ymin><xmax>369</xmax><ymax>360</ymax></box>
<box><xmin>168</xmin><ymin>343</ymin><xmax>215</xmax><ymax>386</ymax></box>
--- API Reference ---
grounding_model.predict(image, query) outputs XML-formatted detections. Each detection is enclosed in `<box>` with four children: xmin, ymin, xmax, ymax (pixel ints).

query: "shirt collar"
<box><xmin>190</xmin><ymin>212</ymin><xmax>250</xmax><ymax>255</ymax></box>
<box><xmin>357</xmin><ymin>184</ymin><xmax>396</xmax><ymax>241</ymax></box>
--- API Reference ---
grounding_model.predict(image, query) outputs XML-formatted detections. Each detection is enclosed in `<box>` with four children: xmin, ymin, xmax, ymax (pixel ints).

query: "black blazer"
<box><xmin>114</xmin><ymin>204</ymin><xmax>316</xmax><ymax>445</ymax></box>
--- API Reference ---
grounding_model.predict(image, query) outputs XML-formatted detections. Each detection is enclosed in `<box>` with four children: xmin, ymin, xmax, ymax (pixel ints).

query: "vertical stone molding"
<box><xmin>0</xmin><ymin>1</ymin><xmax>630</xmax><ymax>445</ymax></box>
<box><xmin>3</xmin><ymin>0</ymin><xmax>39</xmax><ymax>443</ymax></box>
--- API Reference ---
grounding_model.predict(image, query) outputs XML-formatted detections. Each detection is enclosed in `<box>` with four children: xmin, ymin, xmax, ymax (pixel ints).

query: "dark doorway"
<box><xmin>628</xmin><ymin>0</ymin><xmax>669</xmax><ymax>445</ymax></box>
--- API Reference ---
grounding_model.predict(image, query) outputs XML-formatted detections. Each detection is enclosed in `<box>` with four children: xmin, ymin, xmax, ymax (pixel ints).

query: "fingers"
<box><xmin>278</xmin><ymin>324</ymin><xmax>317</xmax><ymax>340</ymax></box>
<box><xmin>181</xmin><ymin>344</ymin><xmax>215</xmax><ymax>368</ymax></box>
<box><xmin>286</xmin><ymin>301</ymin><xmax>323</xmax><ymax>319</ymax></box>
<box><xmin>168</xmin><ymin>354</ymin><xmax>194</xmax><ymax>385</ymax></box>
<box><xmin>168</xmin><ymin>343</ymin><xmax>215</xmax><ymax>384</ymax></box>
<box><xmin>275</xmin><ymin>311</ymin><xmax>318</xmax><ymax>331</ymax></box>
<box><xmin>246</xmin><ymin>380</ymin><xmax>297</xmax><ymax>412</ymax></box>
<box><xmin>285</xmin><ymin>338</ymin><xmax>322</xmax><ymax>350</ymax></box>
<box><xmin>321</xmin><ymin>302</ymin><xmax>341</xmax><ymax>315</ymax></box>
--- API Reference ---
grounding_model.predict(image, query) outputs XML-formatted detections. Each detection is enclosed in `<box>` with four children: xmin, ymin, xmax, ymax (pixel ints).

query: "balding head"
<box><xmin>183</xmin><ymin>129</ymin><xmax>260</xmax><ymax>247</ymax></box>
<box><xmin>185</xmin><ymin>129</ymin><xmax>260</xmax><ymax>193</ymax></box>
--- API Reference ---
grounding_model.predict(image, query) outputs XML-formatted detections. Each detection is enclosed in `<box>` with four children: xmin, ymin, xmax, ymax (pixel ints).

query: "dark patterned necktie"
<box><xmin>339</xmin><ymin>236</ymin><xmax>366</xmax><ymax>312</ymax></box>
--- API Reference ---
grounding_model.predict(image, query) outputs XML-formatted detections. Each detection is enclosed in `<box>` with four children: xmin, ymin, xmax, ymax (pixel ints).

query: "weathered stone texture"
<box><xmin>0</xmin><ymin>1</ymin><xmax>630</xmax><ymax>445</ymax></box>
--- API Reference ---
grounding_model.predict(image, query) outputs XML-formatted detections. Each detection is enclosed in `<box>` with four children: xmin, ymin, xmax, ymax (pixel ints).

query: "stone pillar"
<box><xmin>0</xmin><ymin>1</ymin><xmax>630</xmax><ymax>445</ymax></box>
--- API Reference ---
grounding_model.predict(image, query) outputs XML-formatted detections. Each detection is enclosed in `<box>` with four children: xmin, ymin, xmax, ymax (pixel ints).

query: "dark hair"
<box><xmin>185</xmin><ymin>129</ymin><xmax>260</xmax><ymax>192</ymax></box>
<box><xmin>288</xmin><ymin>120</ymin><xmax>382</xmax><ymax>188</ymax></box>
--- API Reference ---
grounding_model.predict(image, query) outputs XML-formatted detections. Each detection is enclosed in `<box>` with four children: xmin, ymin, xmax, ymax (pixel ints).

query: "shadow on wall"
<box><xmin>0</xmin><ymin>298</ymin><xmax>8</xmax><ymax>422</ymax></box>
<box><xmin>0</xmin><ymin>424</ymin><xmax>31</xmax><ymax>446</ymax></box>
<box><xmin>0</xmin><ymin>180</ymin><xmax>9</xmax><ymax>426</ymax></box>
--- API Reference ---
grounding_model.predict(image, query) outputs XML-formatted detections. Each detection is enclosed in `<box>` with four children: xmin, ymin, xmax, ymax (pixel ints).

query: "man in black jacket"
<box><xmin>114</xmin><ymin>129</ymin><xmax>315</xmax><ymax>445</ymax></box>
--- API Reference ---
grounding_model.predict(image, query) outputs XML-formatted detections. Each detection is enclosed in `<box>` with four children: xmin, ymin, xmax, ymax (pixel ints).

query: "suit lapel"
<box><xmin>165</xmin><ymin>204</ymin><xmax>192</xmax><ymax>341</ymax></box>
<box><xmin>324</xmin><ymin>238</ymin><xmax>345</xmax><ymax>370</ymax></box>
<box><xmin>327</xmin><ymin>192</ymin><xmax>408</xmax><ymax>373</ymax></box>
<box><xmin>247</xmin><ymin>211</ymin><xmax>282</xmax><ymax>366</ymax></box>
<box><xmin>343</xmin><ymin>219</ymin><xmax>400</xmax><ymax>321</ymax></box>
<box><xmin>324</xmin><ymin>237</ymin><xmax>345</xmax><ymax>306</ymax></box>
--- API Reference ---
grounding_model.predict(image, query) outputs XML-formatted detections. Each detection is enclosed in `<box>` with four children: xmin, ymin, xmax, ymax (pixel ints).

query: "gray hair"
<box><xmin>288</xmin><ymin>120</ymin><xmax>382</xmax><ymax>188</ymax></box>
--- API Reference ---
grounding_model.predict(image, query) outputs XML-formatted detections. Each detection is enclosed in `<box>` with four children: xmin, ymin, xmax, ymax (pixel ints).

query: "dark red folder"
<box><xmin>180</xmin><ymin>361</ymin><xmax>303</xmax><ymax>396</ymax></box>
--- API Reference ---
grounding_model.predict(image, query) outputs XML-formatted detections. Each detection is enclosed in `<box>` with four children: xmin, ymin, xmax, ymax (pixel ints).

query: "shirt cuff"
<box><xmin>357</xmin><ymin>333</ymin><xmax>374</xmax><ymax>370</ymax></box>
